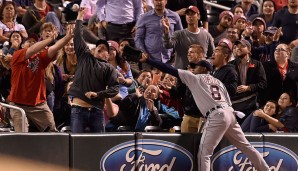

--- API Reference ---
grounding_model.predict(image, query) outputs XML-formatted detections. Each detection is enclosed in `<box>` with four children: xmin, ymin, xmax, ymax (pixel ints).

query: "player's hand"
<box><xmin>140</xmin><ymin>53</ymin><xmax>149</xmax><ymax>63</ymax></box>
<box><xmin>236</xmin><ymin>85</ymin><xmax>250</xmax><ymax>93</ymax></box>
<box><xmin>161</xmin><ymin>16</ymin><xmax>170</xmax><ymax>34</ymax></box>
<box><xmin>77</xmin><ymin>7</ymin><xmax>87</xmax><ymax>20</ymax></box>
<box><xmin>85</xmin><ymin>91</ymin><xmax>98</xmax><ymax>99</ymax></box>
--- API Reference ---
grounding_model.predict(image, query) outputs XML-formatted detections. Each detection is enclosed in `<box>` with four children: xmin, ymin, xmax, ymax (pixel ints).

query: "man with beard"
<box><xmin>162</xmin><ymin>6</ymin><xmax>214</xmax><ymax>69</ymax></box>
<box><xmin>209</xmin><ymin>11</ymin><xmax>234</xmax><ymax>45</ymax></box>
<box><xmin>228</xmin><ymin>39</ymin><xmax>267</xmax><ymax>124</ymax></box>
<box><xmin>272</xmin><ymin>0</ymin><xmax>298</xmax><ymax>44</ymax></box>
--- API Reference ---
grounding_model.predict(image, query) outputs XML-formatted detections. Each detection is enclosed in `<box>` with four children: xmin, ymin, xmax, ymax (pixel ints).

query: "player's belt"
<box><xmin>205</xmin><ymin>105</ymin><xmax>223</xmax><ymax>117</ymax></box>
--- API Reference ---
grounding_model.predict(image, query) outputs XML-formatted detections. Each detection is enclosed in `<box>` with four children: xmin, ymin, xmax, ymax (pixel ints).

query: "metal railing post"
<box><xmin>203</xmin><ymin>0</ymin><xmax>231</xmax><ymax>11</ymax></box>
<box><xmin>0</xmin><ymin>102</ymin><xmax>26</xmax><ymax>132</ymax></box>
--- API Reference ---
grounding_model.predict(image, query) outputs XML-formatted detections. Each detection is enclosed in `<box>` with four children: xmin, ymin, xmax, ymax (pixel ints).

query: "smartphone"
<box><xmin>152</xmin><ymin>74</ymin><xmax>161</xmax><ymax>86</ymax></box>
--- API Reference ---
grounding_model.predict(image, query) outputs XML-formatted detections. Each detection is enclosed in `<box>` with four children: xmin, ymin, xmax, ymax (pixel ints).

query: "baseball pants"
<box><xmin>197</xmin><ymin>106</ymin><xmax>269</xmax><ymax>171</ymax></box>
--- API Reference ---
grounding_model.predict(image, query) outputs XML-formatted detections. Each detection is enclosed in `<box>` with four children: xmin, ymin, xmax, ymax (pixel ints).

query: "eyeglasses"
<box><xmin>275</xmin><ymin>48</ymin><xmax>287</xmax><ymax>52</ymax></box>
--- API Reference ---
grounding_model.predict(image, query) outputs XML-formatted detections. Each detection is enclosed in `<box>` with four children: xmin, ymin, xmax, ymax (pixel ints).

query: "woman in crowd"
<box><xmin>233</xmin><ymin>15</ymin><xmax>247</xmax><ymax>35</ymax></box>
<box><xmin>261</xmin><ymin>43</ymin><xmax>298</xmax><ymax>106</ymax></box>
<box><xmin>254</xmin><ymin>92</ymin><xmax>298</xmax><ymax>132</ymax></box>
<box><xmin>118</xmin><ymin>38</ymin><xmax>140</xmax><ymax>76</ymax></box>
<box><xmin>231</xmin><ymin>4</ymin><xmax>245</xmax><ymax>17</ymax></box>
<box><xmin>0</xmin><ymin>31</ymin><xmax>25</xmax><ymax>101</ymax></box>
<box><xmin>0</xmin><ymin>1</ymin><xmax>27</xmax><ymax>43</ymax></box>
<box><xmin>249</xmin><ymin>0</ymin><xmax>276</xmax><ymax>27</ymax></box>
<box><xmin>241</xmin><ymin>100</ymin><xmax>279</xmax><ymax>132</ymax></box>
<box><xmin>107</xmin><ymin>40</ymin><xmax>134</xmax><ymax>102</ymax></box>
<box><xmin>55</xmin><ymin>38</ymin><xmax>77</xmax><ymax>83</ymax></box>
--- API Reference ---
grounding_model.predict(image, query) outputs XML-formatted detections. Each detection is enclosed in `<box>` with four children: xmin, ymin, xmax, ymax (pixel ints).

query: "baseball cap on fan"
<box><xmin>234</xmin><ymin>39</ymin><xmax>251</xmax><ymax>50</ymax></box>
<box><xmin>218</xmin><ymin>38</ymin><xmax>233</xmax><ymax>51</ymax></box>
<box><xmin>107</xmin><ymin>40</ymin><xmax>119</xmax><ymax>51</ymax></box>
<box><xmin>264</xmin><ymin>26</ymin><xmax>278</xmax><ymax>35</ymax></box>
<box><xmin>95</xmin><ymin>39</ymin><xmax>110</xmax><ymax>51</ymax></box>
<box><xmin>185</xmin><ymin>6</ymin><xmax>200</xmax><ymax>14</ymax></box>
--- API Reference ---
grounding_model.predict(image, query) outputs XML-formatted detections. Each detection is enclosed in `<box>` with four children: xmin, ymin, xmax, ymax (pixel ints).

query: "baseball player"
<box><xmin>138</xmin><ymin>55</ymin><xmax>269</xmax><ymax>171</ymax></box>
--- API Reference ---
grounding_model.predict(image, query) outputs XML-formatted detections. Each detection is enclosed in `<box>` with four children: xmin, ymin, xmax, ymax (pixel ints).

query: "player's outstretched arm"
<box><xmin>140</xmin><ymin>53</ymin><xmax>179</xmax><ymax>78</ymax></box>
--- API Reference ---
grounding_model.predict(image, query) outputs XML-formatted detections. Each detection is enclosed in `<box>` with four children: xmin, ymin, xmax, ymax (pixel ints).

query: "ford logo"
<box><xmin>211</xmin><ymin>142</ymin><xmax>298</xmax><ymax>171</ymax></box>
<box><xmin>100</xmin><ymin>139</ymin><xmax>193</xmax><ymax>171</ymax></box>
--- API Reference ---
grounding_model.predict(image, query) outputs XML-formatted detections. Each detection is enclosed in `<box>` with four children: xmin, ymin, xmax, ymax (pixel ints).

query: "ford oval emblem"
<box><xmin>100</xmin><ymin>139</ymin><xmax>193</xmax><ymax>171</ymax></box>
<box><xmin>211</xmin><ymin>142</ymin><xmax>298</xmax><ymax>171</ymax></box>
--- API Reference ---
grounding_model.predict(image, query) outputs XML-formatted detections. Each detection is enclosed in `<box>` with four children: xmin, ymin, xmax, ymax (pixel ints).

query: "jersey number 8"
<box><xmin>210</xmin><ymin>85</ymin><xmax>221</xmax><ymax>100</ymax></box>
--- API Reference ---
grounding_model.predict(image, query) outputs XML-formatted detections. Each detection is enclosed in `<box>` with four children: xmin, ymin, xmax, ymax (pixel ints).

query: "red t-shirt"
<box><xmin>8</xmin><ymin>48</ymin><xmax>52</xmax><ymax>106</ymax></box>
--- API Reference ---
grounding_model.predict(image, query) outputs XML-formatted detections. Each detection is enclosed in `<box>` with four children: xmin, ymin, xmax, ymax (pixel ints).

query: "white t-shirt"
<box><xmin>0</xmin><ymin>21</ymin><xmax>26</xmax><ymax>35</ymax></box>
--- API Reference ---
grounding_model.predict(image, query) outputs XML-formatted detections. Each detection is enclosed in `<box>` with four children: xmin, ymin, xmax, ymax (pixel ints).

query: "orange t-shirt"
<box><xmin>8</xmin><ymin>48</ymin><xmax>52</xmax><ymax>106</ymax></box>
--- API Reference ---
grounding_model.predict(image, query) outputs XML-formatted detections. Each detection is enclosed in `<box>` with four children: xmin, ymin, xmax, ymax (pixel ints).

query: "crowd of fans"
<box><xmin>0</xmin><ymin>0</ymin><xmax>297</xmax><ymax>133</ymax></box>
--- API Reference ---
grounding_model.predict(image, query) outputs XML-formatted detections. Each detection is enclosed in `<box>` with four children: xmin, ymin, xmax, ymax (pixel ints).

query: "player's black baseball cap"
<box><xmin>196</xmin><ymin>60</ymin><xmax>213</xmax><ymax>71</ymax></box>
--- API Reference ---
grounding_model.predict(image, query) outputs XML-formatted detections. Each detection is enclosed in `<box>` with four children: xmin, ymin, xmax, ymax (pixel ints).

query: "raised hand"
<box><xmin>50</xmin><ymin>27</ymin><xmax>59</xmax><ymax>40</ymax></box>
<box><xmin>273</xmin><ymin>27</ymin><xmax>283</xmax><ymax>41</ymax></box>
<box><xmin>141</xmin><ymin>77</ymin><xmax>151</xmax><ymax>89</ymax></box>
<box><xmin>176</xmin><ymin>8</ymin><xmax>187</xmax><ymax>16</ymax></box>
<box><xmin>77</xmin><ymin>7</ymin><xmax>87</xmax><ymax>20</ymax></box>
<box><xmin>161</xmin><ymin>16</ymin><xmax>170</xmax><ymax>34</ymax></box>
<box><xmin>66</xmin><ymin>24</ymin><xmax>74</xmax><ymax>38</ymax></box>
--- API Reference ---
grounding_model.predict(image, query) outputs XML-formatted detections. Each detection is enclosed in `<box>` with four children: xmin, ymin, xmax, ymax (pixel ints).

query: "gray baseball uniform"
<box><xmin>178</xmin><ymin>70</ymin><xmax>269</xmax><ymax>171</ymax></box>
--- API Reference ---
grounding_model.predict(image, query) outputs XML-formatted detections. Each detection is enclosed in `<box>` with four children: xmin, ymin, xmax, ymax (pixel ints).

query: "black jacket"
<box><xmin>280</xmin><ymin>107</ymin><xmax>298</xmax><ymax>132</ymax></box>
<box><xmin>68</xmin><ymin>20</ymin><xmax>119</xmax><ymax>109</ymax></box>
<box><xmin>229</xmin><ymin>58</ymin><xmax>267</xmax><ymax>102</ymax></box>
<box><xmin>170</xmin><ymin>78</ymin><xmax>203</xmax><ymax>118</ymax></box>
<box><xmin>260</xmin><ymin>60</ymin><xmax>298</xmax><ymax>105</ymax></box>
<box><xmin>211</xmin><ymin>64</ymin><xmax>238</xmax><ymax>97</ymax></box>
